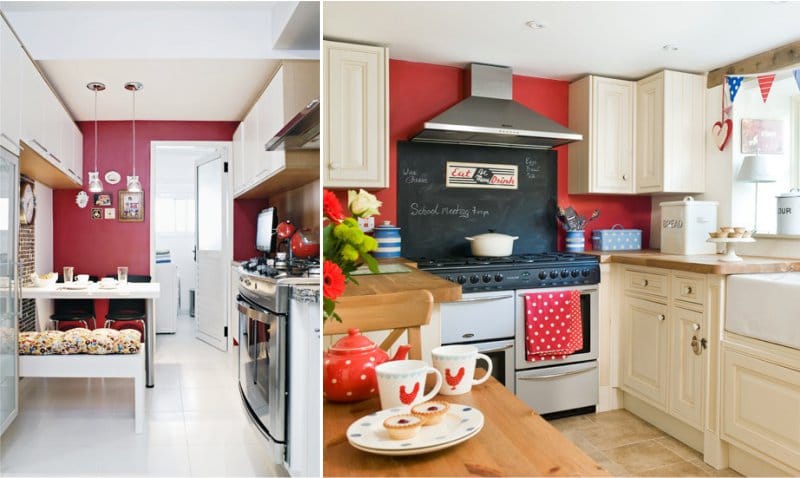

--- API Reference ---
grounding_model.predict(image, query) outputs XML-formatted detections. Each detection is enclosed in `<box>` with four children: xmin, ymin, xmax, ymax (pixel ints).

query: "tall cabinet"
<box><xmin>0</xmin><ymin>148</ymin><xmax>18</xmax><ymax>435</ymax></box>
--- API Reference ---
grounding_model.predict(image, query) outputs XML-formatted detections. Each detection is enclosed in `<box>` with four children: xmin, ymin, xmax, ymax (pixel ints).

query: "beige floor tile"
<box><xmin>655</xmin><ymin>436</ymin><xmax>703</xmax><ymax>461</ymax></box>
<box><xmin>688</xmin><ymin>458</ymin><xmax>743</xmax><ymax>477</ymax></box>
<box><xmin>638</xmin><ymin>460</ymin><xmax>709</xmax><ymax>477</ymax></box>
<box><xmin>604</xmin><ymin>440</ymin><xmax>684</xmax><ymax>473</ymax></box>
<box><xmin>550</xmin><ymin>414</ymin><xmax>596</xmax><ymax>432</ymax></box>
<box><xmin>581</xmin><ymin>418</ymin><xmax>665</xmax><ymax>450</ymax></box>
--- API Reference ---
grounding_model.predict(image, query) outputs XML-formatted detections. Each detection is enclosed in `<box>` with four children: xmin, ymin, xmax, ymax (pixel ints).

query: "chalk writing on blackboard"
<box><xmin>409</xmin><ymin>202</ymin><xmax>490</xmax><ymax>220</ymax></box>
<box><xmin>401</xmin><ymin>168</ymin><xmax>430</xmax><ymax>184</ymax></box>
<box><xmin>524</xmin><ymin>156</ymin><xmax>542</xmax><ymax>180</ymax></box>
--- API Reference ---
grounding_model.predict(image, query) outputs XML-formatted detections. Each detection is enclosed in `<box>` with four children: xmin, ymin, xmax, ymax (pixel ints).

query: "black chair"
<box><xmin>50</xmin><ymin>275</ymin><xmax>99</xmax><ymax>331</ymax></box>
<box><xmin>105</xmin><ymin>275</ymin><xmax>151</xmax><ymax>341</ymax></box>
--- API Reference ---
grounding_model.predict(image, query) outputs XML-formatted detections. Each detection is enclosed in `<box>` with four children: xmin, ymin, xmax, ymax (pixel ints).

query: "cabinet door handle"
<box><xmin>31</xmin><ymin>138</ymin><xmax>48</xmax><ymax>152</ymax></box>
<box><xmin>692</xmin><ymin>323</ymin><xmax>700</xmax><ymax>331</ymax></box>
<box><xmin>691</xmin><ymin>335</ymin><xmax>702</xmax><ymax>355</ymax></box>
<box><xmin>622</xmin><ymin>174</ymin><xmax>628</xmax><ymax>181</ymax></box>
<box><xmin>49</xmin><ymin>153</ymin><xmax>61</xmax><ymax>163</ymax></box>
<box><xmin>329</xmin><ymin>162</ymin><xmax>337</xmax><ymax>170</ymax></box>
<box><xmin>657</xmin><ymin>314</ymin><xmax>665</xmax><ymax>321</ymax></box>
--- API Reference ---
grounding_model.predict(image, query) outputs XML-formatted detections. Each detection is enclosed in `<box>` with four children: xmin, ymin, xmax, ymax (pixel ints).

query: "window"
<box><xmin>155</xmin><ymin>196</ymin><xmax>195</xmax><ymax>235</ymax></box>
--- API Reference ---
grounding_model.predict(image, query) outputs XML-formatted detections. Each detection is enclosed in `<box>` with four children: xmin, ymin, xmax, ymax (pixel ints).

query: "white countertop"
<box><xmin>21</xmin><ymin>282</ymin><xmax>161</xmax><ymax>299</ymax></box>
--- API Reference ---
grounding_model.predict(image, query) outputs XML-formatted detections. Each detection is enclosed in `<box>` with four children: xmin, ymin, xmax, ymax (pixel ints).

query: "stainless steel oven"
<box><xmin>237</xmin><ymin>293</ymin><xmax>287</xmax><ymax>461</ymax></box>
<box><xmin>514</xmin><ymin>284</ymin><xmax>599</xmax><ymax>416</ymax></box>
<box><xmin>440</xmin><ymin>291</ymin><xmax>515</xmax><ymax>393</ymax></box>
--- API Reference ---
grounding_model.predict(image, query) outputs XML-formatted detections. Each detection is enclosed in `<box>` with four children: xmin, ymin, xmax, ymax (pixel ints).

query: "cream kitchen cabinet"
<box><xmin>621</xmin><ymin>267</ymin><xmax>708</xmax><ymax>431</ymax></box>
<box><xmin>232</xmin><ymin>124</ymin><xmax>244</xmax><ymax>192</ymax></box>
<box><xmin>636</xmin><ymin>70</ymin><xmax>705</xmax><ymax>194</ymax></box>
<box><xmin>323</xmin><ymin>40</ymin><xmax>388</xmax><ymax>189</ymax></box>
<box><xmin>234</xmin><ymin>61</ymin><xmax>319</xmax><ymax>199</ymax></box>
<box><xmin>0</xmin><ymin>17</ymin><xmax>22</xmax><ymax>154</ymax></box>
<box><xmin>568</xmin><ymin>75</ymin><xmax>635</xmax><ymax>194</ymax></box>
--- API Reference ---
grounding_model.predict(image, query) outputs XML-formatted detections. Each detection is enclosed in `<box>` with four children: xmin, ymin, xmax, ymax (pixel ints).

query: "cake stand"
<box><xmin>706</xmin><ymin>237</ymin><xmax>755</xmax><ymax>262</ymax></box>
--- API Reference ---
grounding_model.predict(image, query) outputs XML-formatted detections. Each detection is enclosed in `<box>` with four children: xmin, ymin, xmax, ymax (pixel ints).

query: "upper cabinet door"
<box><xmin>568</xmin><ymin>76</ymin><xmax>635</xmax><ymax>194</ymax></box>
<box><xmin>323</xmin><ymin>40</ymin><xmax>388</xmax><ymax>189</ymax></box>
<box><xmin>636</xmin><ymin>74</ymin><xmax>664</xmax><ymax>192</ymax></box>
<box><xmin>0</xmin><ymin>18</ymin><xmax>22</xmax><ymax>154</ymax></box>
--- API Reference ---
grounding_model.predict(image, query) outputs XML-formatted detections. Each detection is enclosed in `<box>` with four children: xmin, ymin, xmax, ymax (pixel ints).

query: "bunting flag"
<box><xmin>727</xmin><ymin>76</ymin><xmax>744</xmax><ymax>103</ymax></box>
<box><xmin>794</xmin><ymin>69</ymin><xmax>800</xmax><ymax>92</ymax></box>
<box><xmin>757</xmin><ymin>74</ymin><xmax>776</xmax><ymax>103</ymax></box>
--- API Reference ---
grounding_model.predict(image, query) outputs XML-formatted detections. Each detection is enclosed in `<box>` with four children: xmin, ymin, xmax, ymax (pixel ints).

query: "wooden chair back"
<box><xmin>323</xmin><ymin>289</ymin><xmax>434</xmax><ymax>360</ymax></box>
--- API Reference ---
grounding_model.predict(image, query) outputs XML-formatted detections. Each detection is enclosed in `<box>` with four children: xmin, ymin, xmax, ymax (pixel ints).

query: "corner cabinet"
<box><xmin>568</xmin><ymin>75</ymin><xmax>635</xmax><ymax>194</ymax></box>
<box><xmin>0</xmin><ymin>17</ymin><xmax>22</xmax><ymax>154</ymax></box>
<box><xmin>636</xmin><ymin>71</ymin><xmax>705</xmax><ymax>194</ymax></box>
<box><xmin>323</xmin><ymin>40</ymin><xmax>389</xmax><ymax>189</ymax></box>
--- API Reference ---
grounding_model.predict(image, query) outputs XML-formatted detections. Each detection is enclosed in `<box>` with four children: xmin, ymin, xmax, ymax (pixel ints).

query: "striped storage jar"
<box><xmin>565</xmin><ymin>230</ymin><xmax>585</xmax><ymax>252</ymax></box>
<box><xmin>373</xmin><ymin>221</ymin><xmax>401</xmax><ymax>258</ymax></box>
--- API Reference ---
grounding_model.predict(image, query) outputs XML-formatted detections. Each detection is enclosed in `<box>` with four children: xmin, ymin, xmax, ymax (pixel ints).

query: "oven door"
<box><xmin>473</xmin><ymin>339</ymin><xmax>515</xmax><ymax>394</ymax></box>
<box><xmin>514</xmin><ymin>285</ymin><xmax>598</xmax><ymax>370</ymax></box>
<box><xmin>237</xmin><ymin>295</ymin><xmax>287</xmax><ymax>444</ymax></box>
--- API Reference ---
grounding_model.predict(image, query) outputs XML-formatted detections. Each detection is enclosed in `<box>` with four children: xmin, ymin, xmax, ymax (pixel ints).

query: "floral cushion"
<box><xmin>18</xmin><ymin>328</ymin><xmax>142</xmax><ymax>355</ymax></box>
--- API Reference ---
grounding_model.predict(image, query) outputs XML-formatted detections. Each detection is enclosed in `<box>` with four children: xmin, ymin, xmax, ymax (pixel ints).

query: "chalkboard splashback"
<box><xmin>397</xmin><ymin>141</ymin><xmax>558</xmax><ymax>258</ymax></box>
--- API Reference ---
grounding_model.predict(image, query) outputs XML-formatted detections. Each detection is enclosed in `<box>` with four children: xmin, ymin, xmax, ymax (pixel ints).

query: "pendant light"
<box><xmin>86</xmin><ymin>82</ymin><xmax>105</xmax><ymax>193</ymax></box>
<box><xmin>125</xmin><ymin>81</ymin><xmax>143</xmax><ymax>193</ymax></box>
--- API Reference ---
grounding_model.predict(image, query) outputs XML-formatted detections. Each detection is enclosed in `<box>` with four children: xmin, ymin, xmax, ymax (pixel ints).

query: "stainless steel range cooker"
<box><xmin>416</xmin><ymin>252</ymin><xmax>600</xmax><ymax>417</ymax></box>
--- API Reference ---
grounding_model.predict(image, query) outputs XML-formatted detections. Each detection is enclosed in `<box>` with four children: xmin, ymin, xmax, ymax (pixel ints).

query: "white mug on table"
<box><xmin>375</xmin><ymin>360</ymin><xmax>442</xmax><ymax>409</ymax></box>
<box><xmin>431</xmin><ymin>345</ymin><xmax>493</xmax><ymax>395</ymax></box>
<box><xmin>76</xmin><ymin>274</ymin><xmax>89</xmax><ymax>284</ymax></box>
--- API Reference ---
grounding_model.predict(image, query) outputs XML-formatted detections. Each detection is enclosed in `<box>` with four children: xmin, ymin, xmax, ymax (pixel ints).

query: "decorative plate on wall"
<box><xmin>105</xmin><ymin>171</ymin><xmax>121</xmax><ymax>185</ymax></box>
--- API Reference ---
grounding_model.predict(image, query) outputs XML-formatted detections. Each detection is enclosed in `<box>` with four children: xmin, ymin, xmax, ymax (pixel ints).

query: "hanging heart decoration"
<box><xmin>712</xmin><ymin>119</ymin><xmax>733</xmax><ymax>152</ymax></box>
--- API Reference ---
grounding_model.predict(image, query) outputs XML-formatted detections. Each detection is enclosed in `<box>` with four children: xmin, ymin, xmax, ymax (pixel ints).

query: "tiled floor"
<box><xmin>0</xmin><ymin>315</ymin><xmax>284</xmax><ymax>477</ymax></box>
<box><xmin>550</xmin><ymin>410</ymin><xmax>741</xmax><ymax>477</ymax></box>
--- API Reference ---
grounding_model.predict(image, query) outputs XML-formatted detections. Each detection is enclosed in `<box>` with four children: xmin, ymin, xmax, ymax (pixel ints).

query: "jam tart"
<box><xmin>382</xmin><ymin>414</ymin><xmax>423</xmax><ymax>440</ymax></box>
<box><xmin>411</xmin><ymin>400</ymin><xmax>450</xmax><ymax>426</ymax></box>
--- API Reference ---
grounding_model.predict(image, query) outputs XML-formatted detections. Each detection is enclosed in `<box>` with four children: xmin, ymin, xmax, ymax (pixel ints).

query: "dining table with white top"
<box><xmin>20</xmin><ymin>281</ymin><xmax>161</xmax><ymax>387</ymax></box>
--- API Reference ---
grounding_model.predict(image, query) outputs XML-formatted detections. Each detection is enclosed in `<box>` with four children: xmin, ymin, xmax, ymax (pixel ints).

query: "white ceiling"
<box><xmin>0</xmin><ymin>1</ymin><xmax>320</xmax><ymax>121</ymax></box>
<box><xmin>323</xmin><ymin>1</ymin><xmax>800</xmax><ymax>81</ymax></box>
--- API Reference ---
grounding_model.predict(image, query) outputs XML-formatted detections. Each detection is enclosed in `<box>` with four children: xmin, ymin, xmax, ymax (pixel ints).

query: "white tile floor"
<box><xmin>0</xmin><ymin>315</ymin><xmax>285</xmax><ymax>477</ymax></box>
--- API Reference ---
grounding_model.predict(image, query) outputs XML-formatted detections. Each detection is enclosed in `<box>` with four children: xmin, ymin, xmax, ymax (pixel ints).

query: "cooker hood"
<box><xmin>265</xmin><ymin>99</ymin><xmax>320</xmax><ymax>151</ymax></box>
<box><xmin>411</xmin><ymin>64</ymin><xmax>582</xmax><ymax>150</ymax></box>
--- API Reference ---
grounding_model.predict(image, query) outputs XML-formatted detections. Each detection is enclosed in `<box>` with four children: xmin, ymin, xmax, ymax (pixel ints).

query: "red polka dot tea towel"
<box><xmin>523</xmin><ymin>290</ymin><xmax>583</xmax><ymax>362</ymax></box>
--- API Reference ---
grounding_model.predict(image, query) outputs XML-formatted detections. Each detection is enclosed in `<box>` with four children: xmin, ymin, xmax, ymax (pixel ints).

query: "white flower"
<box><xmin>347</xmin><ymin>189</ymin><xmax>382</xmax><ymax>218</ymax></box>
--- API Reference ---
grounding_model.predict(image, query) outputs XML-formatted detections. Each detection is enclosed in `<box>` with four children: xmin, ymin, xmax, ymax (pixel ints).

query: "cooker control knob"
<box><xmin>581</xmin><ymin>268</ymin><xmax>591</xmax><ymax>277</ymax></box>
<box><xmin>482</xmin><ymin>274</ymin><xmax>492</xmax><ymax>283</ymax></box>
<box><xmin>549</xmin><ymin>270</ymin><xmax>558</xmax><ymax>279</ymax></box>
<box><xmin>571</xmin><ymin>269</ymin><xmax>580</xmax><ymax>278</ymax></box>
<box><xmin>469</xmin><ymin>275</ymin><xmax>480</xmax><ymax>284</ymax></box>
<box><xmin>457</xmin><ymin>275</ymin><xmax>467</xmax><ymax>285</ymax></box>
<box><xmin>560</xmin><ymin>269</ymin><xmax>569</xmax><ymax>278</ymax></box>
<box><xmin>494</xmin><ymin>273</ymin><xmax>503</xmax><ymax>282</ymax></box>
<box><xmin>538</xmin><ymin>271</ymin><xmax>547</xmax><ymax>280</ymax></box>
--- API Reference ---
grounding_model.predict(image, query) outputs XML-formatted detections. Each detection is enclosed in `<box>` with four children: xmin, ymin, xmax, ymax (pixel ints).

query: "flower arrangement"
<box><xmin>322</xmin><ymin>189</ymin><xmax>383</xmax><ymax>322</ymax></box>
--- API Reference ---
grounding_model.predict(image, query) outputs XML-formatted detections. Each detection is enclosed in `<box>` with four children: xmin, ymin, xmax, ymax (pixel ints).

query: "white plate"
<box><xmin>98</xmin><ymin>282</ymin><xmax>118</xmax><ymax>289</ymax></box>
<box><xmin>346</xmin><ymin>403</ymin><xmax>484</xmax><ymax>455</ymax></box>
<box><xmin>61</xmin><ymin>282</ymin><xmax>89</xmax><ymax>290</ymax></box>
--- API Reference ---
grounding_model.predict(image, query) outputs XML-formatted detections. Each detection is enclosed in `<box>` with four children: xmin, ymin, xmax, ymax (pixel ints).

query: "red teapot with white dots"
<box><xmin>323</xmin><ymin>328</ymin><xmax>411</xmax><ymax>402</ymax></box>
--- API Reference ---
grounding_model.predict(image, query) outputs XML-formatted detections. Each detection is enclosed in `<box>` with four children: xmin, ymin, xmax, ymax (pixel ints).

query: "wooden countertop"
<box><xmin>323</xmin><ymin>377</ymin><xmax>609</xmax><ymax>477</ymax></box>
<box><xmin>587</xmin><ymin>249</ymin><xmax>800</xmax><ymax>275</ymax></box>
<box><xmin>340</xmin><ymin>260</ymin><xmax>462</xmax><ymax>303</ymax></box>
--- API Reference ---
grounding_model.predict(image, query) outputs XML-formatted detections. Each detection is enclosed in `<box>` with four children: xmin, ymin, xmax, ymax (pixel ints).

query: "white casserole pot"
<box><xmin>465</xmin><ymin>231</ymin><xmax>519</xmax><ymax>257</ymax></box>
<box><xmin>777</xmin><ymin>189</ymin><xmax>800</xmax><ymax>235</ymax></box>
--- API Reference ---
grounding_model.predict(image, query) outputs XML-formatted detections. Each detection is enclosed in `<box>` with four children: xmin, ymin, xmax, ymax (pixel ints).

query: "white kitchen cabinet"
<box><xmin>241</xmin><ymin>105</ymin><xmax>260</xmax><ymax>189</ymax></box>
<box><xmin>323</xmin><ymin>40</ymin><xmax>388</xmax><ymax>189</ymax></box>
<box><xmin>232</xmin><ymin>124</ymin><xmax>244</xmax><ymax>192</ymax></box>
<box><xmin>669</xmin><ymin>306</ymin><xmax>705</xmax><ymax>429</ymax></box>
<box><xmin>636</xmin><ymin>70</ymin><xmax>705</xmax><ymax>193</ymax></box>
<box><xmin>723</xmin><ymin>347</ymin><xmax>800</xmax><ymax>472</ymax></box>
<box><xmin>568</xmin><ymin>75</ymin><xmax>635</xmax><ymax>194</ymax></box>
<box><xmin>0</xmin><ymin>17</ymin><xmax>22</xmax><ymax>154</ymax></box>
<box><xmin>20</xmin><ymin>55</ymin><xmax>48</xmax><ymax>157</ymax></box>
<box><xmin>72</xmin><ymin>122</ymin><xmax>83</xmax><ymax>183</ymax></box>
<box><xmin>622</xmin><ymin>295</ymin><xmax>669</xmax><ymax>407</ymax></box>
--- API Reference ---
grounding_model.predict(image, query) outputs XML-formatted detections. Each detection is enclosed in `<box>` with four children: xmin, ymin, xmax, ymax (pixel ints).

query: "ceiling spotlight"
<box><xmin>526</xmin><ymin>20</ymin><xmax>546</xmax><ymax>30</ymax></box>
<box><xmin>662</xmin><ymin>44</ymin><xmax>679</xmax><ymax>52</ymax></box>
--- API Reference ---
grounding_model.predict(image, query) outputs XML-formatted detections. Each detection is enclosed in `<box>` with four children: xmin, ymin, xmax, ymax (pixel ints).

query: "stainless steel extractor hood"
<box><xmin>265</xmin><ymin>99</ymin><xmax>320</xmax><ymax>151</ymax></box>
<box><xmin>411</xmin><ymin>64</ymin><xmax>582</xmax><ymax>150</ymax></box>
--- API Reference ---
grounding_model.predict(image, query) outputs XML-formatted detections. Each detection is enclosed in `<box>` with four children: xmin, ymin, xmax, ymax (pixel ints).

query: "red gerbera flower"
<box><xmin>323</xmin><ymin>260</ymin><xmax>347</xmax><ymax>300</ymax></box>
<box><xmin>323</xmin><ymin>189</ymin><xmax>345</xmax><ymax>223</ymax></box>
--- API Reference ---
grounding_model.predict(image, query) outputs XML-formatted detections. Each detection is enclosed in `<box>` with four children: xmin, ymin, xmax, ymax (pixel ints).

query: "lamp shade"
<box><xmin>738</xmin><ymin>155</ymin><xmax>778</xmax><ymax>183</ymax></box>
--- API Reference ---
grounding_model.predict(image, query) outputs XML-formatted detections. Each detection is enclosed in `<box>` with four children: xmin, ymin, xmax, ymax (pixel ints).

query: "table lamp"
<box><xmin>738</xmin><ymin>154</ymin><xmax>777</xmax><ymax>232</ymax></box>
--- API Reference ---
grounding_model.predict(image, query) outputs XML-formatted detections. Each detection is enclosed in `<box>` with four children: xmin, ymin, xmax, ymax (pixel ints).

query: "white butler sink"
<box><xmin>727</xmin><ymin>273</ymin><xmax>800</xmax><ymax>350</ymax></box>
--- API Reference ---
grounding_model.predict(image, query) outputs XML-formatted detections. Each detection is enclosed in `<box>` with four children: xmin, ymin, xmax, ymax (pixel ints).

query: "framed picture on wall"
<box><xmin>118</xmin><ymin>190</ymin><xmax>144</xmax><ymax>222</ymax></box>
<box><xmin>741</xmin><ymin>119</ymin><xmax>784</xmax><ymax>154</ymax></box>
<box><xmin>94</xmin><ymin>193</ymin><xmax>112</xmax><ymax>206</ymax></box>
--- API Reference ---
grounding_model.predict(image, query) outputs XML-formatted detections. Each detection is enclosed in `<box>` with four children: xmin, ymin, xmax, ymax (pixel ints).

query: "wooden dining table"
<box><xmin>20</xmin><ymin>282</ymin><xmax>161</xmax><ymax>387</ymax></box>
<box><xmin>323</xmin><ymin>376</ymin><xmax>609</xmax><ymax>476</ymax></box>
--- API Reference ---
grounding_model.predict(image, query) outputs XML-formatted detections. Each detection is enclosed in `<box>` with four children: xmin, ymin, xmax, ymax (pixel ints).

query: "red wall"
<box><xmin>53</xmin><ymin>120</ymin><xmax>238</xmax><ymax>323</ymax></box>
<box><xmin>234</xmin><ymin>198</ymin><xmax>268</xmax><ymax>261</ymax></box>
<box><xmin>332</xmin><ymin>60</ymin><xmax>651</xmax><ymax>250</ymax></box>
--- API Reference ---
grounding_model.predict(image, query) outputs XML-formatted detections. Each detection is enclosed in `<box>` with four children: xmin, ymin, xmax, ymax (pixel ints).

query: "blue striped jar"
<box><xmin>373</xmin><ymin>221</ymin><xmax>402</xmax><ymax>258</ymax></box>
<box><xmin>565</xmin><ymin>230</ymin><xmax>585</xmax><ymax>252</ymax></box>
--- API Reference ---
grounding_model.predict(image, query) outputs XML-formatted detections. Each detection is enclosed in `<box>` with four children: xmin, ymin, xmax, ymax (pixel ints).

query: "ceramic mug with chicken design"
<box><xmin>431</xmin><ymin>345</ymin><xmax>493</xmax><ymax>395</ymax></box>
<box><xmin>375</xmin><ymin>360</ymin><xmax>442</xmax><ymax>409</ymax></box>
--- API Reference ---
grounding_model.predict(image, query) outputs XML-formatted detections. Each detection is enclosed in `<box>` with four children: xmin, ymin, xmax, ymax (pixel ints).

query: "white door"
<box><xmin>195</xmin><ymin>153</ymin><xmax>228</xmax><ymax>350</ymax></box>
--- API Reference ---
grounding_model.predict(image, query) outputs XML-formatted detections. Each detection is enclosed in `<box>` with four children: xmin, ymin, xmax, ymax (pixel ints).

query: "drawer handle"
<box><xmin>683</xmin><ymin>286</ymin><xmax>693</xmax><ymax>295</ymax></box>
<box><xmin>462</xmin><ymin>333</ymin><xmax>475</xmax><ymax>339</ymax></box>
<box><xmin>637</xmin><ymin>279</ymin><xmax>649</xmax><ymax>287</ymax></box>
<box><xmin>657</xmin><ymin>314</ymin><xmax>665</xmax><ymax>321</ymax></box>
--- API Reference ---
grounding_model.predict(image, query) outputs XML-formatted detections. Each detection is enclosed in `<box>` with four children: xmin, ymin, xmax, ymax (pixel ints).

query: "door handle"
<box><xmin>455</xmin><ymin>294</ymin><xmax>514</xmax><ymax>303</ymax></box>
<box><xmin>192</xmin><ymin>245</ymin><xmax>197</xmax><ymax>262</ymax></box>
<box><xmin>476</xmin><ymin>343</ymin><xmax>514</xmax><ymax>354</ymax></box>
<box><xmin>518</xmin><ymin>365</ymin><xmax>595</xmax><ymax>380</ymax></box>
<box><xmin>657</xmin><ymin>314</ymin><xmax>666</xmax><ymax>321</ymax></box>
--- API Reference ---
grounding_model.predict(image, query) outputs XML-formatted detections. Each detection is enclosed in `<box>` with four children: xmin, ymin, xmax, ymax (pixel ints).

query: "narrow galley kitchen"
<box><xmin>0</xmin><ymin>2</ymin><xmax>321</xmax><ymax>477</ymax></box>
